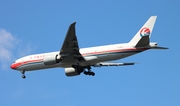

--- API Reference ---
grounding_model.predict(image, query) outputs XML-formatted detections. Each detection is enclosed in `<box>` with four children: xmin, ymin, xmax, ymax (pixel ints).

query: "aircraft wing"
<box><xmin>59</xmin><ymin>22</ymin><xmax>85</xmax><ymax>64</ymax></box>
<box><xmin>93</xmin><ymin>62</ymin><xmax>136</xmax><ymax>67</ymax></box>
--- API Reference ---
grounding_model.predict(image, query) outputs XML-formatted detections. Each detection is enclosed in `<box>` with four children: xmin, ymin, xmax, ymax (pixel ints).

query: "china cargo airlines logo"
<box><xmin>140</xmin><ymin>27</ymin><xmax>150</xmax><ymax>37</ymax></box>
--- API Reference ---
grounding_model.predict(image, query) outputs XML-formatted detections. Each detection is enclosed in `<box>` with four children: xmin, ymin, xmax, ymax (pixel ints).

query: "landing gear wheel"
<box><xmin>22</xmin><ymin>75</ymin><xmax>26</xmax><ymax>79</ymax></box>
<box><xmin>84</xmin><ymin>71</ymin><xmax>88</xmax><ymax>75</ymax></box>
<box><xmin>91</xmin><ymin>72</ymin><xmax>95</xmax><ymax>76</ymax></box>
<box><xmin>21</xmin><ymin>70</ymin><xmax>26</xmax><ymax>79</ymax></box>
<box><xmin>83</xmin><ymin>71</ymin><xmax>95</xmax><ymax>76</ymax></box>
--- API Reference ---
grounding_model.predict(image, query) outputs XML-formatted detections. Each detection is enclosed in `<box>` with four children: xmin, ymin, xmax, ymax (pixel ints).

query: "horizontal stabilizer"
<box><xmin>93</xmin><ymin>62</ymin><xmax>135</xmax><ymax>67</ymax></box>
<box><xmin>150</xmin><ymin>46</ymin><xmax>169</xmax><ymax>49</ymax></box>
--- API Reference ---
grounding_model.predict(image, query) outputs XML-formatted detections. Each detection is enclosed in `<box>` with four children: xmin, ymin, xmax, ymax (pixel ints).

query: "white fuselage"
<box><xmin>11</xmin><ymin>42</ymin><xmax>150</xmax><ymax>72</ymax></box>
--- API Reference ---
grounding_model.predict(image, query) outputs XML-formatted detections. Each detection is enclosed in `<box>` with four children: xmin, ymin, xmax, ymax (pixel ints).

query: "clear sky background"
<box><xmin>0</xmin><ymin>0</ymin><xmax>179</xmax><ymax>106</ymax></box>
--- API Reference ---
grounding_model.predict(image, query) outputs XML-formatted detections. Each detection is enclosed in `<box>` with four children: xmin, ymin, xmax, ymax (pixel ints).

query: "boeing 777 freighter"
<box><xmin>10</xmin><ymin>16</ymin><xmax>168</xmax><ymax>79</ymax></box>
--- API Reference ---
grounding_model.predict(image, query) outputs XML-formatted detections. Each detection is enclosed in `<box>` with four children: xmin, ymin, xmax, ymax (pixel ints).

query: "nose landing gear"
<box><xmin>21</xmin><ymin>71</ymin><xmax>26</xmax><ymax>79</ymax></box>
<box><xmin>22</xmin><ymin>75</ymin><xmax>26</xmax><ymax>79</ymax></box>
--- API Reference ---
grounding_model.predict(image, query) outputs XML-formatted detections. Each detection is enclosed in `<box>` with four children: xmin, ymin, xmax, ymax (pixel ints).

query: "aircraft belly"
<box><xmin>98</xmin><ymin>53</ymin><xmax>135</xmax><ymax>62</ymax></box>
<box><xmin>18</xmin><ymin>62</ymin><xmax>61</xmax><ymax>71</ymax></box>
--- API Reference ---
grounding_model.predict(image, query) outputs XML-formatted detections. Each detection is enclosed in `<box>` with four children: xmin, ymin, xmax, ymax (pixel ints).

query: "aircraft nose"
<box><xmin>10</xmin><ymin>63</ymin><xmax>16</xmax><ymax>70</ymax></box>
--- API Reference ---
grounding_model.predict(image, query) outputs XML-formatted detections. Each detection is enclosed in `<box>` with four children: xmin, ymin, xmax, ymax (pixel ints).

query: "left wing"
<box><xmin>60</xmin><ymin>22</ymin><xmax>78</xmax><ymax>55</ymax></box>
<box><xmin>59</xmin><ymin>22</ymin><xmax>86</xmax><ymax>64</ymax></box>
<box><xmin>93</xmin><ymin>62</ymin><xmax>136</xmax><ymax>67</ymax></box>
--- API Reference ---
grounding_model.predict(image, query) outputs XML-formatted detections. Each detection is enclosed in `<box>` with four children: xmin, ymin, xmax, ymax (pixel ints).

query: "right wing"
<box><xmin>93</xmin><ymin>62</ymin><xmax>136</xmax><ymax>67</ymax></box>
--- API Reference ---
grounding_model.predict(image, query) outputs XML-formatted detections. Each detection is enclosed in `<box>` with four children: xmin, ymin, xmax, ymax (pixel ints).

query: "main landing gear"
<box><xmin>84</xmin><ymin>71</ymin><xmax>95</xmax><ymax>76</ymax></box>
<box><xmin>83</xmin><ymin>67</ymin><xmax>95</xmax><ymax>76</ymax></box>
<box><xmin>21</xmin><ymin>71</ymin><xmax>26</xmax><ymax>79</ymax></box>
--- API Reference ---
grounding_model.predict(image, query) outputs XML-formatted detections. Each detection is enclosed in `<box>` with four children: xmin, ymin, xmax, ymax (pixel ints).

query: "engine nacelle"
<box><xmin>65</xmin><ymin>67</ymin><xmax>81</xmax><ymax>77</ymax></box>
<box><xmin>43</xmin><ymin>54</ymin><xmax>61</xmax><ymax>65</ymax></box>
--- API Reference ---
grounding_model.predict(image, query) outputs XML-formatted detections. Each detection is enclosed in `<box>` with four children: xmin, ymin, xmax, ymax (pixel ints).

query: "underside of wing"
<box><xmin>60</xmin><ymin>22</ymin><xmax>78</xmax><ymax>54</ymax></box>
<box><xmin>59</xmin><ymin>22</ymin><xmax>86</xmax><ymax>64</ymax></box>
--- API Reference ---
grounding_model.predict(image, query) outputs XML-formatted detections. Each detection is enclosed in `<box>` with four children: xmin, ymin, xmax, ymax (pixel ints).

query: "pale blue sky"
<box><xmin>0</xmin><ymin>0</ymin><xmax>179</xmax><ymax>106</ymax></box>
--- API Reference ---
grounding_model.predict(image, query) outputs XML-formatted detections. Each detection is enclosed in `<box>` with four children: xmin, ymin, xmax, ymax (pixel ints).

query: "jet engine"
<box><xmin>43</xmin><ymin>54</ymin><xmax>62</xmax><ymax>65</ymax></box>
<box><xmin>65</xmin><ymin>67</ymin><xmax>82</xmax><ymax>76</ymax></box>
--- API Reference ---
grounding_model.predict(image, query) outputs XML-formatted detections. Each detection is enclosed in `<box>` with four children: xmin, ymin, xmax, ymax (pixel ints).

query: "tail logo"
<box><xmin>140</xmin><ymin>27</ymin><xmax>150</xmax><ymax>37</ymax></box>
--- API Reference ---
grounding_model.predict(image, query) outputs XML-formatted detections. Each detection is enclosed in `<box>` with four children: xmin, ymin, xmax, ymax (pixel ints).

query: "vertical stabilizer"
<box><xmin>129</xmin><ymin>16</ymin><xmax>157</xmax><ymax>47</ymax></box>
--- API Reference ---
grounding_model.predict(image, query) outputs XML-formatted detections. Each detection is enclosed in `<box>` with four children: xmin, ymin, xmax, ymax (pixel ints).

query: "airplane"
<box><xmin>10</xmin><ymin>16</ymin><xmax>168</xmax><ymax>79</ymax></box>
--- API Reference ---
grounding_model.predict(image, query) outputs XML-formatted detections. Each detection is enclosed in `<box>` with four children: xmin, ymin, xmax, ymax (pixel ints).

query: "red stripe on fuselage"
<box><xmin>82</xmin><ymin>48</ymin><xmax>148</xmax><ymax>56</ymax></box>
<box><xmin>11</xmin><ymin>59</ymin><xmax>43</xmax><ymax>70</ymax></box>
